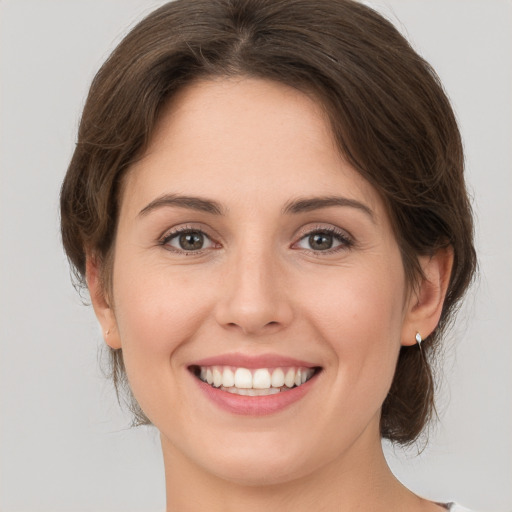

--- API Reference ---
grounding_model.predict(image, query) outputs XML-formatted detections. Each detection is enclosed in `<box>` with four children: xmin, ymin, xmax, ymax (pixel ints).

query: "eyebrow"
<box><xmin>138</xmin><ymin>193</ymin><xmax>374</xmax><ymax>221</ymax></box>
<box><xmin>282</xmin><ymin>195</ymin><xmax>375</xmax><ymax>221</ymax></box>
<box><xmin>138</xmin><ymin>194</ymin><xmax>225</xmax><ymax>217</ymax></box>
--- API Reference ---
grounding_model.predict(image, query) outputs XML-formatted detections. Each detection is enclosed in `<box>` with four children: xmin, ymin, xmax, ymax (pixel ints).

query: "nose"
<box><xmin>214</xmin><ymin>245</ymin><xmax>293</xmax><ymax>337</ymax></box>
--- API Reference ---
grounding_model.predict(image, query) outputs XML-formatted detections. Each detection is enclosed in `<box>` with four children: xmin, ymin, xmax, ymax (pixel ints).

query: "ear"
<box><xmin>86</xmin><ymin>255</ymin><xmax>122</xmax><ymax>349</ymax></box>
<box><xmin>401</xmin><ymin>247</ymin><xmax>454</xmax><ymax>346</ymax></box>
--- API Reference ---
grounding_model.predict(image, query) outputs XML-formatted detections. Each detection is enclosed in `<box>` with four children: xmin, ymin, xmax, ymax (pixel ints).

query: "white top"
<box><xmin>447</xmin><ymin>504</ymin><xmax>473</xmax><ymax>512</ymax></box>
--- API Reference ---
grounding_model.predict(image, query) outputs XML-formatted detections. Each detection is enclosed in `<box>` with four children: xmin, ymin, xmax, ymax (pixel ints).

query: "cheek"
<box><xmin>111</xmin><ymin>260</ymin><xmax>214</xmax><ymax>376</ymax></box>
<box><xmin>302</xmin><ymin>260</ymin><xmax>406</xmax><ymax>395</ymax></box>
<box><xmin>110</xmin><ymin>261</ymin><xmax>220</xmax><ymax>424</ymax></box>
<box><xmin>305</xmin><ymin>259</ymin><xmax>405</xmax><ymax>340</ymax></box>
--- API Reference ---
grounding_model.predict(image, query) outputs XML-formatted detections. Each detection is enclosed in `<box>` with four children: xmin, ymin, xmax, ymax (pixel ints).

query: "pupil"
<box><xmin>179</xmin><ymin>232</ymin><xmax>204</xmax><ymax>250</ymax></box>
<box><xmin>310</xmin><ymin>233</ymin><xmax>333</xmax><ymax>250</ymax></box>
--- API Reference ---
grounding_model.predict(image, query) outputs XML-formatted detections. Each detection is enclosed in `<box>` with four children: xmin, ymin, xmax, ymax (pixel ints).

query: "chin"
<box><xmin>205</xmin><ymin>452</ymin><xmax>315</xmax><ymax>487</ymax></box>
<box><xmin>183</xmin><ymin>428</ymin><xmax>329</xmax><ymax>487</ymax></box>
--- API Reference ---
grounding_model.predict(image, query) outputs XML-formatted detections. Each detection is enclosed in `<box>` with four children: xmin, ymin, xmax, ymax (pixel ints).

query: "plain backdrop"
<box><xmin>0</xmin><ymin>1</ymin><xmax>511</xmax><ymax>511</ymax></box>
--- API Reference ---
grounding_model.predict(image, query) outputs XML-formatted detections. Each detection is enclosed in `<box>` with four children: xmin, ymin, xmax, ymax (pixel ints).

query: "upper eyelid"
<box><xmin>160</xmin><ymin>223</ymin><xmax>217</xmax><ymax>242</ymax></box>
<box><xmin>158</xmin><ymin>223</ymin><xmax>354</xmax><ymax>248</ymax></box>
<box><xmin>294</xmin><ymin>223</ymin><xmax>353</xmax><ymax>241</ymax></box>
<box><xmin>291</xmin><ymin>225</ymin><xmax>355</xmax><ymax>254</ymax></box>
<box><xmin>159</xmin><ymin>226</ymin><xmax>217</xmax><ymax>254</ymax></box>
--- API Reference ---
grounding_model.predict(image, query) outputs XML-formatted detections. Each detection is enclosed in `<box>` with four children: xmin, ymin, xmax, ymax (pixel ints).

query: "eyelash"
<box><xmin>159</xmin><ymin>225</ymin><xmax>217</xmax><ymax>255</ymax></box>
<box><xmin>293</xmin><ymin>225</ymin><xmax>354</xmax><ymax>255</ymax></box>
<box><xmin>159</xmin><ymin>225</ymin><xmax>354</xmax><ymax>255</ymax></box>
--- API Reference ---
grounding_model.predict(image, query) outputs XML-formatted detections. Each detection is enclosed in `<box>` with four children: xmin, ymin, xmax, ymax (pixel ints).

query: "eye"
<box><xmin>295</xmin><ymin>228</ymin><xmax>352</xmax><ymax>252</ymax></box>
<box><xmin>162</xmin><ymin>228</ymin><xmax>215</xmax><ymax>252</ymax></box>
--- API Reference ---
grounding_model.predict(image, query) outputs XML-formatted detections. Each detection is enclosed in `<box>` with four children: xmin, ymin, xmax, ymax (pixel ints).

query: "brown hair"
<box><xmin>60</xmin><ymin>0</ymin><xmax>476</xmax><ymax>443</ymax></box>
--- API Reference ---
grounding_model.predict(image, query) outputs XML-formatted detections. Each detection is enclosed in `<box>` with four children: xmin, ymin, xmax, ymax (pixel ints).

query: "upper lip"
<box><xmin>189</xmin><ymin>352</ymin><xmax>320</xmax><ymax>369</ymax></box>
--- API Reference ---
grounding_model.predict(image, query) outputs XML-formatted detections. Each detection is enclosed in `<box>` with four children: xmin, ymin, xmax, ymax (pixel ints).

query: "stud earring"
<box><xmin>105</xmin><ymin>328</ymin><xmax>111</xmax><ymax>336</ymax></box>
<box><xmin>415</xmin><ymin>332</ymin><xmax>422</xmax><ymax>346</ymax></box>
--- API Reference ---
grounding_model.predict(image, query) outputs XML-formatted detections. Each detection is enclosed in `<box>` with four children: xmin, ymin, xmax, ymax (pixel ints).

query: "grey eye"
<box><xmin>295</xmin><ymin>229</ymin><xmax>350</xmax><ymax>252</ymax></box>
<box><xmin>166</xmin><ymin>230</ymin><xmax>214</xmax><ymax>251</ymax></box>
<box><xmin>308</xmin><ymin>233</ymin><xmax>334</xmax><ymax>251</ymax></box>
<box><xmin>179</xmin><ymin>232</ymin><xmax>204</xmax><ymax>250</ymax></box>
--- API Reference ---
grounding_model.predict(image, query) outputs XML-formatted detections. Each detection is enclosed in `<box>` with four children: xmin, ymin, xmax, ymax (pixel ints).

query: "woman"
<box><xmin>60</xmin><ymin>0</ymin><xmax>477</xmax><ymax>510</ymax></box>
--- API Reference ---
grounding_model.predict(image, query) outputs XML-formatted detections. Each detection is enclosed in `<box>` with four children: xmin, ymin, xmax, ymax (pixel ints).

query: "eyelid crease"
<box><xmin>292</xmin><ymin>224</ymin><xmax>355</xmax><ymax>254</ymax></box>
<box><xmin>158</xmin><ymin>225</ymin><xmax>220</xmax><ymax>256</ymax></box>
<box><xmin>157</xmin><ymin>223</ymin><xmax>355</xmax><ymax>256</ymax></box>
<box><xmin>159</xmin><ymin>225</ymin><xmax>214</xmax><ymax>244</ymax></box>
<box><xmin>294</xmin><ymin>223</ymin><xmax>354</xmax><ymax>242</ymax></box>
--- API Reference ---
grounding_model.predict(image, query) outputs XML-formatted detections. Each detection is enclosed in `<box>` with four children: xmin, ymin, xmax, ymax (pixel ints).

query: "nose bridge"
<box><xmin>216</xmin><ymin>235</ymin><xmax>292</xmax><ymax>335</ymax></box>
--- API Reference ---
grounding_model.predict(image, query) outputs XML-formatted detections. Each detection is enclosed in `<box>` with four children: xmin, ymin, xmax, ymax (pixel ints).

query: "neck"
<box><xmin>161</xmin><ymin>421</ymin><xmax>423</xmax><ymax>512</ymax></box>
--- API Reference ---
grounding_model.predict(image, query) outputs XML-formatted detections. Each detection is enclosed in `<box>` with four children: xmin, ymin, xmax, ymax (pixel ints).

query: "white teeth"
<box><xmin>213</xmin><ymin>367</ymin><xmax>223</xmax><ymax>388</ymax></box>
<box><xmin>222</xmin><ymin>386</ymin><xmax>281</xmax><ymax>396</ymax></box>
<box><xmin>234</xmin><ymin>368</ymin><xmax>253</xmax><ymax>389</ymax></box>
<box><xmin>222</xmin><ymin>367</ymin><xmax>235</xmax><ymax>388</ymax></box>
<box><xmin>253</xmin><ymin>369</ymin><xmax>271</xmax><ymax>389</ymax></box>
<box><xmin>197</xmin><ymin>365</ymin><xmax>316</xmax><ymax>393</ymax></box>
<box><xmin>247</xmin><ymin>387</ymin><xmax>280</xmax><ymax>396</ymax></box>
<box><xmin>271</xmin><ymin>368</ymin><xmax>285</xmax><ymax>388</ymax></box>
<box><xmin>284</xmin><ymin>368</ymin><xmax>295</xmax><ymax>388</ymax></box>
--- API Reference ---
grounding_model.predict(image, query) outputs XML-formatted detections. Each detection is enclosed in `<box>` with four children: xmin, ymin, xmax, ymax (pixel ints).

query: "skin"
<box><xmin>88</xmin><ymin>78</ymin><xmax>453</xmax><ymax>511</ymax></box>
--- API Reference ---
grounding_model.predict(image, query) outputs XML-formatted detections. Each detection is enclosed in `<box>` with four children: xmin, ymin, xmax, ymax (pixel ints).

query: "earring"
<box><xmin>105</xmin><ymin>328</ymin><xmax>111</xmax><ymax>336</ymax></box>
<box><xmin>415</xmin><ymin>332</ymin><xmax>422</xmax><ymax>347</ymax></box>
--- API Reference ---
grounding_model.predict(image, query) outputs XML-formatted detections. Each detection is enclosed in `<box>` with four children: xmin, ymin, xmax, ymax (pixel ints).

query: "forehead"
<box><xmin>122</xmin><ymin>77</ymin><xmax>382</xmax><ymax>217</ymax></box>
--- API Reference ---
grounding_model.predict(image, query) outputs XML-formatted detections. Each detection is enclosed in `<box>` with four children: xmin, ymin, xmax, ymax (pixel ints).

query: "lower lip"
<box><xmin>193</xmin><ymin>373</ymin><xmax>319</xmax><ymax>416</ymax></box>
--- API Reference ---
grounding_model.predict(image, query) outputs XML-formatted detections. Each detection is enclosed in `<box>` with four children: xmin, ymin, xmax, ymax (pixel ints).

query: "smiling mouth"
<box><xmin>190</xmin><ymin>365</ymin><xmax>320</xmax><ymax>396</ymax></box>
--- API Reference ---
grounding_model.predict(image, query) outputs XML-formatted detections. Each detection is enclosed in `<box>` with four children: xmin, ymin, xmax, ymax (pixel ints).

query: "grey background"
<box><xmin>0</xmin><ymin>0</ymin><xmax>510</xmax><ymax>510</ymax></box>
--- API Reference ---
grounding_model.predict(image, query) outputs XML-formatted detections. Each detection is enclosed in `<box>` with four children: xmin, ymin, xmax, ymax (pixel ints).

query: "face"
<box><xmin>100</xmin><ymin>78</ymin><xmax>418</xmax><ymax>485</ymax></box>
